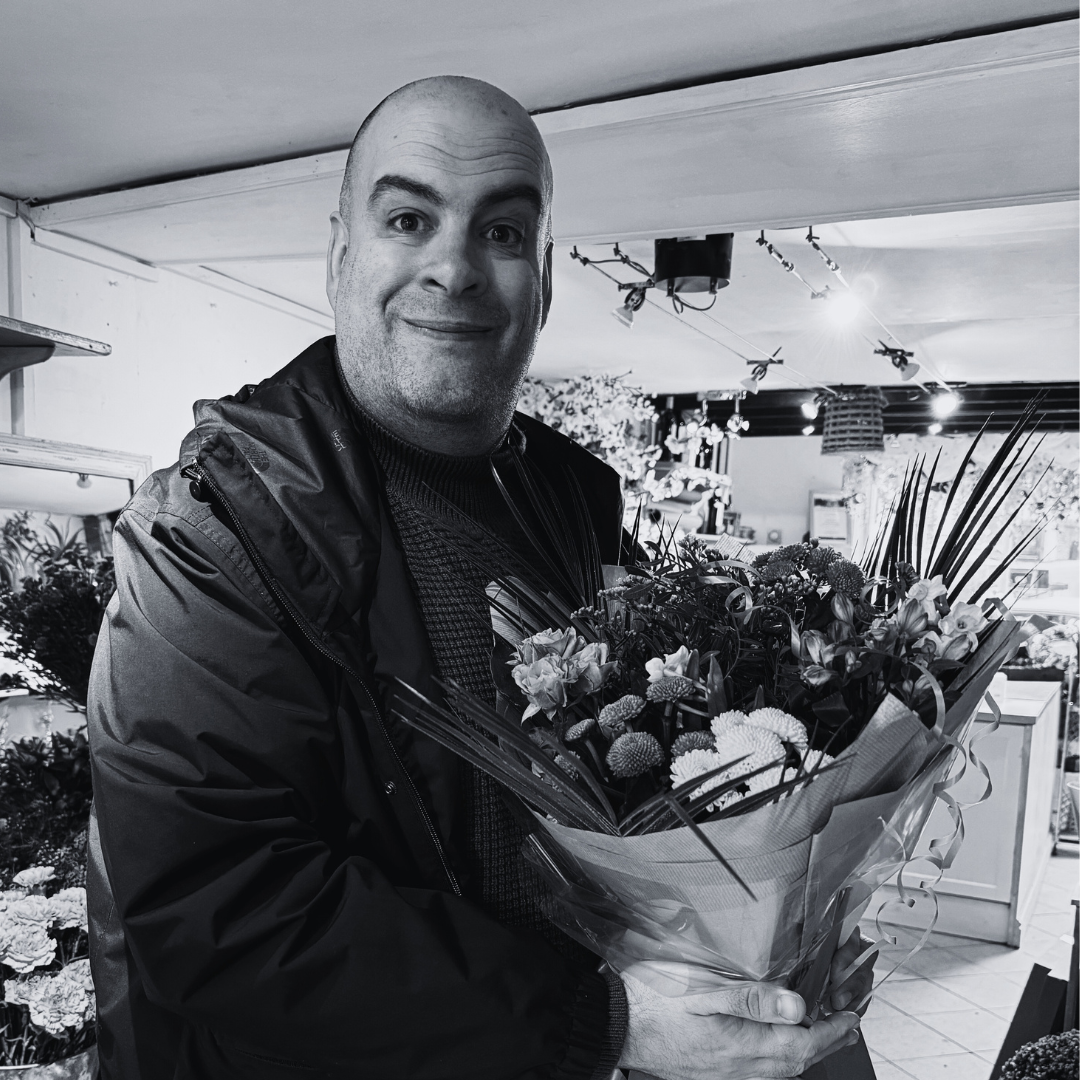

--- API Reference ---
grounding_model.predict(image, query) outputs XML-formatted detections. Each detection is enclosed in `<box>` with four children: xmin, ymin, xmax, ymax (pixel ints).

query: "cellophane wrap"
<box><xmin>523</xmin><ymin>617</ymin><xmax>1019</xmax><ymax>1008</ymax></box>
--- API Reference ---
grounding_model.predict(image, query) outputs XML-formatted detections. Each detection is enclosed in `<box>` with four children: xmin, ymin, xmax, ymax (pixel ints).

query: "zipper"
<box><xmin>182</xmin><ymin>460</ymin><xmax>461</xmax><ymax>896</ymax></box>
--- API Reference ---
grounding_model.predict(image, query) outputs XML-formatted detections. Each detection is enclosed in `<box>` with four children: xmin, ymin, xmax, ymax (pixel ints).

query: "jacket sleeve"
<box><xmin>89</xmin><ymin>488</ymin><xmax>622</xmax><ymax>1080</ymax></box>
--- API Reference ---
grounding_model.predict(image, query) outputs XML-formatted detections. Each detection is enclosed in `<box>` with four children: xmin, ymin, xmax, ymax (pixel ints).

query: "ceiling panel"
<box><xmin>1</xmin><ymin>0</ymin><xmax>1075</xmax><ymax>201</ymax></box>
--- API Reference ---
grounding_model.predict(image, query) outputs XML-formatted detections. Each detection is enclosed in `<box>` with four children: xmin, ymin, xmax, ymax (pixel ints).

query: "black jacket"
<box><xmin>87</xmin><ymin>338</ymin><xmax>626</xmax><ymax>1079</ymax></box>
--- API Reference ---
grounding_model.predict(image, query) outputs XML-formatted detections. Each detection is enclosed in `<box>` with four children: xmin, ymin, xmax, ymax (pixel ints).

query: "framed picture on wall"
<box><xmin>809</xmin><ymin>491</ymin><xmax>850</xmax><ymax>544</ymax></box>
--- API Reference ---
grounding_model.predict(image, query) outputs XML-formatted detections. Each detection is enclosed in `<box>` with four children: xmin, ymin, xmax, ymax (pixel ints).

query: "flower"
<box><xmin>12</xmin><ymin>867</ymin><xmax>54</xmax><ymax>891</ymax></box>
<box><xmin>670</xmin><ymin>748</ymin><xmax>728</xmax><ymax>809</ymax></box>
<box><xmin>671</xmin><ymin>730</ymin><xmax>715</xmax><ymax>758</ymax></box>
<box><xmin>564</xmin><ymin>641</ymin><xmax>612</xmax><ymax>696</ymax></box>
<box><xmin>866</xmin><ymin>617</ymin><xmax>899</xmax><ymax>651</ymax></box>
<box><xmin>830</xmin><ymin>593</ymin><xmax>856</xmax><ymax>625</ymax></box>
<box><xmin>513</xmin><ymin>657</ymin><xmax>569</xmax><ymax>718</ymax></box>
<box><xmin>714</xmin><ymin>725</ymin><xmax>785</xmax><ymax>781</ymax></box>
<box><xmin>804</xmin><ymin>545</ymin><xmax>842</xmax><ymax>576</ymax></box>
<box><xmin>8</xmin><ymin>895</ymin><xmax>53</xmax><ymax>929</ymax></box>
<box><xmin>646</xmin><ymin>676</ymin><xmax>694</xmax><ymax>703</ymax></box>
<box><xmin>565</xmin><ymin>718</ymin><xmax>596</xmax><ymax>741</ymax></box>
<box><xmin>940</xmin><ymin>602</ymin><xmax>987</xmax><ymax>638</ymax></box>
<box><xmin>599</xmin><ymin>695</ymin><xmax>645</xmax><ymax>736</ymax></box>
<box><xmin>761</xmin><ymin>559</ymin><xmax>797</xmax><ymax>583</ymax></box>
<box><xmin>710</xmin><ymin>711</ymin><xmax>747</xmax><ymax>741</ymax></box>
<box><xmin>826</xmin><ymin>560</ymin><xmax>866</xmax><ymax>600</ymax></box>
<box><xmin>801</xmin><ymin>748</ymin><xmax>835</xmax><ymax>774</ymax></box>
<box><xmin>645</xmin><ymin>646</ymin><xmax>692</xmax><ymax>683</ymax></box>
<box><xmin>894</xmin><ymin>598</ymin><xmax>930</xmax><ymax>639</ymax></box>
<box><xmin>0</xmin><ymin>922</ymin><xmax>56</xmax><ymax>973</ymax></box>
<box><xmin>514</xmin><ymin>628</ymin><xmax>575</xmax><ymax>666</ymax></box>
<box><xmin>607</xmin><ymin>732</ymin><xmax>665</xmax><ymax>778</ymax></box>
<box><xmin>746</xmin><ymin>708</ymin><xmax>807</xmax><ymax>747</ymax></box>
<box><xmin>0</xmin><ymin>889</ymin><xmax>27</xmax><ymax>914</ymax></box>
<box><xmin>48</xmin><ymin>887</ymin><xmax>87</xmax><ymax>932</ymax></box>
<box><xmin>5</xmin><ymin>959</ymin><xmax>95</xmax><ymax>1036</ymax></box>
<box><xmin>908</xmin><ymin>576</ymin><xmax>948</xmax><ymax>621</ymax></box>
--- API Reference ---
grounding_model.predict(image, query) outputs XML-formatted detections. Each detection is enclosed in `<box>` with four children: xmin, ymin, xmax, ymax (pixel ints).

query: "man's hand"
<box><xmin>829</xmin><ymin>930</ymin><xmax>877</xmax><ymax>1014</ymax></box>
<box><xmin>618</xmin><ymin>971</ymin><xmax>861</xmax><ymax>1080</ymax></box>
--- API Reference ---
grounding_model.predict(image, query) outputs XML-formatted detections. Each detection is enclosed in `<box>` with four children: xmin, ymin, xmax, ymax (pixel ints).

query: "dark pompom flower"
<box><xmin>565</xmin><ymin>717</ymin><xmax>596</xmax><ymax>741</ymax></box>
<box><xmin>599</xmin><ymin>694</ymin><xmax>645</xmax><ymax>735</ymax></box>
<box><xmin>804</xmin><ymin>545</ymin><xmax>842</xmax><ymax>576</ymax></box>
<box><xmin>826</xmin><ymin>559</ymin><xmax>866</xmax><ymax>599</ymax></box>
<box><xmin>672</xmin><ymin>730</ymin><xmax>715</xmax><ymax>757</ymax></box>
<box><xmin>770</xmin><ymin>544</ymin><xmax>806</xmax><ymax>566</ymax></box>
<box><xmin>752</xmin><ymin>551</ymin><xmax>772</xmax><ymax>569</ymax></box>
<box><xmin>646</xmin><ymin>676</ymin><xmax>695</xmax><ymax>703</ymax></box>
<box><xmin>761</xmin><ymin>559</ymin><xmax>797</xmax><ymax>583</ymax></box>
<box><xmin>606</xmin><ymin>732</ymin><xmax>665</xmax><ymax>778</ymax></box>
<box><xmin>1001</xmin><ymin>1030</ymin><xmax>1077</xmax><ymax>1080</ymax></box>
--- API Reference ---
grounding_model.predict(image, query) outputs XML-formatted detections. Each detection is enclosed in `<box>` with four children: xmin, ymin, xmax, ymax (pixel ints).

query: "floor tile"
<box><xmin>873</xmin><ymin>1062</ymin><xmax>919</xmax><ymax>1080</ymax></box>
<box><xmin>1027</xmin><ymin>909</ymin><xmax>1076</xmax><ymax>937</ymax></box>
<box><xmin>860</xmin><ymin>1012</ymin><xmax>967</xmax><ymax>1061</ymax></box>
<box><xmin>898</xmin><ymin>949</ymin><xmax>973</xmax><ymax>979</ymax></box>
<box><xmin>894</xmin><ymin>1052</ymin><xmax>992</xmax><ymax>1079</ymax></box>
<box><xmin>917</xmin><ymin>1007</ymin><xmax>1009</xmax><ymax>1053</ymax></box>
<box><xmin>874</xmin><ymin>978</ymin><xmax>974</xmax><ymax>1015</ymax></box>
<box><xmin>928</xmin><ymin>974</ymin><xmax>1025</xmax><ymax>1011</ymax></box>
<box><xmin>942</xmin><ymin>943</ymin><xmax>1033</xmax><ymax>973</ymax></box>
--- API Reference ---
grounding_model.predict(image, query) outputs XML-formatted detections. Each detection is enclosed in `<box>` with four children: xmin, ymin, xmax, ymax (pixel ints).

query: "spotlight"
<box><xmin>931</xmin><ymin>392</ymin><xmax>961</xmax><ymax>419</ymax></box>
<box><xmin>802</xmin><ymin>424</ymin><xmax>816</xmax><ymax>436</ymax></box>
<box><xmin>927</xmin><ymin>422</ymin><xmax>943</xmax><ymax>435</ymax></box>
<box><xmin>800</xmin><ymin>400</ymin><xmax>819</xmax><ymax>420</ymax></box>
<box><xmin>612</xmin><ymin>285</ymin><xmax>647</xmax><ymax>329</ymax></box>
<box><xmin>825</xmin><ymin>289</ymin><xmax>861</xmax><ymax>326</ymax></box>
<box><xmin>740</xmin><ymin>376</ymin><xmax>759</xmax><ymax>394</ymax></box>
<box><xmin>611</xmin><ymin>303</ymin><xmax>634</xmax><ymax>328</ymax></box>
<box><xmin>899</xmin><ymin>362</ymin><xmax>921</xmax><ymax>381</ymax></box>
<box><xmin>76</xmin><ymin>473</ymin><xmax>92</xmax><ymax>489</ymax></box>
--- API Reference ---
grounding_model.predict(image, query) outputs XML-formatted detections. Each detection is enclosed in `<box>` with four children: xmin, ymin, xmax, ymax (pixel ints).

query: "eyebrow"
<box><xmin>368</xmin><ymin>174</ymin><xmax>544</xmax><ymax>218</ymax></box>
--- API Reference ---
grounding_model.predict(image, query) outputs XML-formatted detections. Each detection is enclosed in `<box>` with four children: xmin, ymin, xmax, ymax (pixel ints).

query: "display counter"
<box><xmin>871</xmin><ymin>679</ymin><xmax>1059</xmax><ymax>945</ymax></box>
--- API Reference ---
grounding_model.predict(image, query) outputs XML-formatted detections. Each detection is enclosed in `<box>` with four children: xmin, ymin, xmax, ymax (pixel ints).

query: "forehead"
<box><xmin>356</xmin><ymin>97</ymin><xmax>550</xmax><ymax>207</ymax></box>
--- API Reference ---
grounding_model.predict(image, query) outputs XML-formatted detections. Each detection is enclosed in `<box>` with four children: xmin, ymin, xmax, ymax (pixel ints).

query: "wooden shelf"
<box><xmin>0</xmin><ymin>314</ymin><xmax>111</xmax><ymax>381</ymax></box>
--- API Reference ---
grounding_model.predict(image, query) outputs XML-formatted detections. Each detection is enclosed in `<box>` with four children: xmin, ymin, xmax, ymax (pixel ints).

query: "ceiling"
<box><xmin>2</xmin><ymin>2</ymin><xmax>1077</xmax><ymax>396</ymax></box>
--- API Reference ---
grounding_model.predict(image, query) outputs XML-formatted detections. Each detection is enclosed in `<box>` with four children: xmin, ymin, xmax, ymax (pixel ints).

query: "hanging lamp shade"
<box><xmin>821</xmin><ymin>388</ymin><xmax>885</xmax><ymax>454</ymax></box>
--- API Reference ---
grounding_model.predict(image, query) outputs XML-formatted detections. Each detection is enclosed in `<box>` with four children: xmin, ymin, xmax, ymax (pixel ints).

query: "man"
<box><xmin>87</xmin><ymin>76</ymin><xmax>868</xmax><ymax>1079</ymax></box>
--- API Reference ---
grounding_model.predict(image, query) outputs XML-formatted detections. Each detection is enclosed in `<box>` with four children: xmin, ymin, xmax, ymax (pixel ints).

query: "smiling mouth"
<box><xmin>403</xmin><ymin>318</ymin><xmax>499</xmax><ymax>336</ymax></box>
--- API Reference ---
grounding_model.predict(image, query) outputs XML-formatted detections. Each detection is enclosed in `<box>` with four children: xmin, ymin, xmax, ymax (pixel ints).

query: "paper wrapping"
<box><xmin>524</xmin><ymin>623</ymin><xmax>1020</xmax><ymax>1003</ymax></box>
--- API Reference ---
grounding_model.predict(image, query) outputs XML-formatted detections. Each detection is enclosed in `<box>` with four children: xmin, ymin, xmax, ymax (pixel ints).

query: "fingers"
<box><xmin>685</xmin><ymin>981</ymin><xmax>807</xmax><ymax>1025</ymax></box>
<box><xmin>830</xmin><ymin>931</ymin><xmax>877</xmax><ymax>1011</ymax></box>
<box><xmin>765</xmin><ymin>1010</ymin><xmax>861</xmax><ymax>1077</ymax></box>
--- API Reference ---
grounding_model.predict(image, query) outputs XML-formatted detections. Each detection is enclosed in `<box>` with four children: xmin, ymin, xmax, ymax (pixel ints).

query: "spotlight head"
<box><xmin>740</xmin><ymin>376</ymin><xmax>759</xmax><ymax>394</ymax></box>
<box><xmin>76</xmin><ymin>473</ymin><xmax>92</xmax><ymax>489</ymax></box>
<box><xmin>927</xmin><ymin>422</ymin><xmax>943</xmax><ymax>435</ymax></box>
<box><xmin>899</xmin><ymin>362</ymin><xmax>921</xmax><ymax>381</ymax></box>
<box><xmin>931</xmin><ymin>391</ymin><xmax>961</xmax><ymax>418</ymax></box>
<box><xmin>800</xmin><ymin>400</ymin><xmax>819</xmax><ymax>420</ymax></box>
<box><xmin>611</xmin><ymin>303</ymin><xmax>634</xmax><ymax>328</ymax></box>
<box><xmin>825</xmin><ymin>289</ymin><xmax>861</xmax><ymax>326</ymax></box>
<box><xmin>802</xmin><ymin>424</ymin><xmax>816</xmax><ymax>437</ymax></box>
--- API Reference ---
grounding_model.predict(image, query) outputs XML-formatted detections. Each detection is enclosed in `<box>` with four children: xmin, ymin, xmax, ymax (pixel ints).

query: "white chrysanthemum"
<box><xmin>710</xmin><ymin>711</ymin><xmax>747</xmax><ymax>742</ymax></box>
<box><xmin>12</xmin><ymin>867</ymin><xmax>54</xmax><ymax>890</ymax></box>
<box><xmin>714</xmin><ymin>725</ymin><xmax>785</xmax><ymax>780</ymax></box>
<box><xmin>5</xmin><ymin>960</ymin><xmax>95</xmax><ymax>1036</ymax></box>
<box><xmin>746</xmin><ymin>708</ymin><xmax>808</xmax><ymax>747</ymax></box>
<box><xmin>670</xmin><ymin>749</ymin><xmax>728</xmax><ymax>810</ymax></box>
<box><xmin>801</xmin><ymin>749</ymin><xmax>835</xmax><ymax>774</ymax></box>
<box><xmin>48</xmin><ymin>888</ymin><xmax>87</xmax><ymax>932</ymax></box>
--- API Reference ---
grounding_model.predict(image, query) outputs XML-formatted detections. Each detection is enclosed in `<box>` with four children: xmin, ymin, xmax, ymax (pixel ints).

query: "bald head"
<box><xmin>327</xmin><ymin>75</ymin><xmax>555</xmax><ymax>456</ymax></box>
<box><xmin>340</xmin><ymin>76</ymin><xmax>552</xmax><ymax>238</ymax></box>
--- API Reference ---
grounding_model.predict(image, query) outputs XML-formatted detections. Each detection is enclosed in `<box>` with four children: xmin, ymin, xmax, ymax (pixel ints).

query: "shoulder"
<box><xmin>512</xmin><ymin>411</ymin><xmax>621</xmax><ymax>497</ymax></box>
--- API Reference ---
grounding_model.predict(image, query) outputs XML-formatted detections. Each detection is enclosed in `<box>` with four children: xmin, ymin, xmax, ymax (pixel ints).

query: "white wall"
<box><xmin>725</xmin><ymin>435</ymin><xmax>845</xmax><ymax>548</ymax></box>
<box><xmin>5</xmin><ymin>219</ymin><xmax>328</xmax><ymax>473</ymax></box>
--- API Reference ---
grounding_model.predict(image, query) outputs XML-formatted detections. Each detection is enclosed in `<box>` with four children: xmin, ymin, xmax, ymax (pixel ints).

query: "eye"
<box><xmin>487</xmin><ymin>223</ymin><xmax>523</xmax><ymax>246</ymax></box>
<box><xmin>392</xmin><ymin>213</ymin><xmax>421</xmax><ymax>233</ymax></box>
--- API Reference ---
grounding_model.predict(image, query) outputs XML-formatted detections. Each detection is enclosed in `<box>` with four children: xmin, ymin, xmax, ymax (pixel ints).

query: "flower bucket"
<box><xmin>0</xmin><ymin>1046</ymin><xmax>96</xmax><ymax>1077</ymax></box>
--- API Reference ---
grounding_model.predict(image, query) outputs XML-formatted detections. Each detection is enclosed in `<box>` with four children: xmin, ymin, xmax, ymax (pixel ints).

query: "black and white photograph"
<box><xmin>0</xmin><ymin>4</ymin><xmax>1077</xmax><ymax>1078</ymax></box>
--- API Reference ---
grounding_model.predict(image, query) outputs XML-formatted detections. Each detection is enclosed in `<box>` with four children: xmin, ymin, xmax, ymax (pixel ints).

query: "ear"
<box><xmin>326</xmin><ymin>211</ymin><xmax>349</xmax><ymax>312</ymax></box>
<box><xmin>539</xmin><ymin>239</ymin><xmax>553</xmax><ymax>330</ymax></box>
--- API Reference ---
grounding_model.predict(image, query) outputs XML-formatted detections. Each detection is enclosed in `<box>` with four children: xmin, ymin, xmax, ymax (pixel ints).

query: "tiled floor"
<box><xmin>858</xmin><ymin>849</ymin><xmax>1078</xmax><ymax>1080</ymax></box>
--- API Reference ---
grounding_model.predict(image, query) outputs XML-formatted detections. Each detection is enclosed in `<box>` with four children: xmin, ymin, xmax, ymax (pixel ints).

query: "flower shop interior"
<box><xmin>0</xmin><ymin>2</ymin><xmax>1077</xmax><ymax>1076</ymax></box>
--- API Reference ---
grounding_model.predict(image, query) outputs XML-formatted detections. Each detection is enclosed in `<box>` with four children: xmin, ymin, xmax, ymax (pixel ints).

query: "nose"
<box><xmin>419</xmin><ymin>223</ymin><xmax>487</xmax><ymax>298</ymax></box>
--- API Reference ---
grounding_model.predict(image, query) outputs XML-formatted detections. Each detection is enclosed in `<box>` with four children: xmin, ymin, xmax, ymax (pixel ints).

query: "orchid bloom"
<box><xmin>907</xmin><ymin>576</ymin><xmax>948</xmax><ymax>622</ymax></box>
<box><xmin>645</xmin><ymin>645</ymin><xmax>692</xmax><ymax>683</ymax></box>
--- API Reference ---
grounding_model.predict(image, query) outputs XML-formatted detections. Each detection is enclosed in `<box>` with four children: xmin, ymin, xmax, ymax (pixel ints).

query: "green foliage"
<box><xmin>0</xmin><ymin>545</ymin><xmax>114</xmax><ymax>712</ymax></box>
<box><xmin>0</xmin><ymin>731</ymin><xmax>93</xmax><ymax>889</ymax></box>
<box><xmin>1002</xmin><ymin>1030</ymin><xmax>1078</xmax><ymax>1080</ymax></box>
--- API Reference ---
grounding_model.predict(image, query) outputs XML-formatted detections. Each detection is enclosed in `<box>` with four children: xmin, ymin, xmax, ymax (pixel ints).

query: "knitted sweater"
<box><xmin>356</xmin><ymin>408</ymin><xmax>627</xmax><ymax>1078</ymax></box>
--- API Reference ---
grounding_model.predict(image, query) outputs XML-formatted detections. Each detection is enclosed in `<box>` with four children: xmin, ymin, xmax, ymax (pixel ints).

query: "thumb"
<box><xmin>685</xmin><ymin>981</ymin><xmax>806</xmax><ymax>1025</ymax></box>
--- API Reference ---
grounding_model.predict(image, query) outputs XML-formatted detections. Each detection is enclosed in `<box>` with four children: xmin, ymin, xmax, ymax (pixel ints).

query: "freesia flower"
<box><xmin>894</xmin><ymin>598</ymin><xmax>930</xmax><ymax>639</ymax></box>
<box><xmin>908</xmin><ymin>576</ymin><xmax>947</xmax><ymax>621</ymax></box>
<box><xmin>941</xmin><ymin>631</ymin><xmax>978</xmax><ymax>660</ymax></box>
<box><xmin>645</xmin><ymin>646</ymin><xmax>692</xmax><ymax>683</ymax></box>
<box><xmin>940</xmin><ymin>602</ymin><xmax>987</xmax><ymax>638</ymax></box>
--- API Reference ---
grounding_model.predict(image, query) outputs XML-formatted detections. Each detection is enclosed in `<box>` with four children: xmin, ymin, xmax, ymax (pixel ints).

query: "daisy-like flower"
<box><xmin>714</xmin><ymin>725</ymin><xmax>785</xmax><ymax>782</ymax></box>
<box><xmin>801</xmin><ymin>748</ymin><xmax>835</xmax><ymax>774</ymax></box>
<box><xmin>710</xmin><ymin>711</ymin><xmax>747</xmax><ymax>741</ymax></box>
<box><xmin>645</xmin><ymin>645</ymin><xmax>692</xmax><ymax>683</ymax></box>
<box><xmin>746</xmin><ymin>708</ymin><xmax>808</xmax><ymax>747</ymax></box>
<box><xmin>670</xmin><ymin>748</ymin><xmax>728</xmax><ymax>810</ymax></box>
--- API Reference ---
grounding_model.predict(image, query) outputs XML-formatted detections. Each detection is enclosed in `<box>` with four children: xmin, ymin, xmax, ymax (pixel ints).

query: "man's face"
<box><xmin>328</xmin><ymin>90</ymin><xmax>552</xmax><ymax>452</ymax></box>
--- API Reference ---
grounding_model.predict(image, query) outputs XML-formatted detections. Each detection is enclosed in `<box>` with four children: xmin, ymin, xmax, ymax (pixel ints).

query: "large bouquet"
<box><xmin>392</xmin><ymin>411</ymin><xmax>1043</xmax><ymax>1012</ymax></box>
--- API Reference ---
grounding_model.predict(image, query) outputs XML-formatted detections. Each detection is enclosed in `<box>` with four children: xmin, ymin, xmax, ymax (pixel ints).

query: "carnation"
<box><xmin>0</xmin><ymin>922</ymin><xmax>56</xmax><ymax>973</ymax></box>
<box><xmin>8</xmin><ymin>894</ymin><xmax>53</xmax><ymax>929</ymax></box>
<box><xmin>5</xmin><ymin>959</ymin><xmax>96</xmax><ymax>1037</ymax></box>
<box><xmin>12</xmin><ymin>867</ymin><xmax>55</xmax><ymax>891</ymax></box>
<box><xmin>48</xmin><ymin>887</ymin><xmax>87</xmax><ymax>932</ymax></box>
